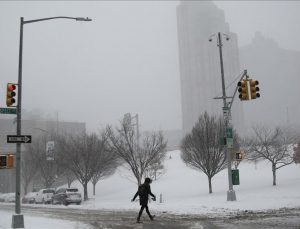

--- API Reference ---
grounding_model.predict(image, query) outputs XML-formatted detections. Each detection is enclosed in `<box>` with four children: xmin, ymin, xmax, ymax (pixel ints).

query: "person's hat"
<box><xmin>145</xmin><ymin>178</ymin><xmax>152</xmax><ymax>183</ymax></box>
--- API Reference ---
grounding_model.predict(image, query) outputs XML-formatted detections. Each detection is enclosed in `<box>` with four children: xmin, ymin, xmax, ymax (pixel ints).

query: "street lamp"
<box><xmin>209</xmin><ymin>32</ymin><xmax>236</xmax><ymax>201</ymax></box>
<box><xmin>13</xmin><ymin>16</ymin><xmax>91</xmax><ymax>228</ymax></box>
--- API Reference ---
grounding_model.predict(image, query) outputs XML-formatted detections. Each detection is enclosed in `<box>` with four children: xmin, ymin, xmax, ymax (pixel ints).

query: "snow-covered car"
<box><xmin>35</xmin><ymin>188</ymin><xmax>55</xmax><ymax>204</ymax></box>
<box><xmin>22</xmin><ymin>192</ymin><xmax>38</xmax><ymax>204</ymax></box>
<box><xmin>52</xmin><ymin>188</ymin><xmax>82</xmax><ymax>206</ymax></box>
<box><xmin>0</xmin><ymin>193</ymin><xmax>15</xmax><ymax>203</ymax></box>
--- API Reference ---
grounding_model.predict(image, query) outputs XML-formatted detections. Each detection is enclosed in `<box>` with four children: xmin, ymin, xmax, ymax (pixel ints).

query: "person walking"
<box><xmin>131</xmin><ymin>177</ymin><xmax>156</xmax><ymax>223</ymax></box>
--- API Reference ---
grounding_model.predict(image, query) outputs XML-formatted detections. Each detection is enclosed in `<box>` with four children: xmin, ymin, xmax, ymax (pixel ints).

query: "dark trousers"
<box><xmin>137</xmin><ymin>204</ymin><xmax>152</xmax><ymax>220</ymax></box>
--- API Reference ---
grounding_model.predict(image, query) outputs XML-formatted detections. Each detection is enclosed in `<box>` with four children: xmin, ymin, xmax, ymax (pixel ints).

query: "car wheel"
<box><xmin>63</xmin><ymin>200</ymin><xmax>69</xmax><ymax>206</ymax></box>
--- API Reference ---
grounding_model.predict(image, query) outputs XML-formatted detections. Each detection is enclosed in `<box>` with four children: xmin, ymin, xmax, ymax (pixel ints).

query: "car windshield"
<box><xmin>43</xmin><ymin>190</ymin><xmax>55</xmax><ymax>194</ymax></box>
<box><xmin>66</xmin><ymin>189</ymin><xmax>78</xmax><ymax>193</ymax></box>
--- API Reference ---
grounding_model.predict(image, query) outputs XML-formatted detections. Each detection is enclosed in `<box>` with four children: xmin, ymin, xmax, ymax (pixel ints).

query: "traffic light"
<box><xmin>7</xmin><ymin>155</ymin><xmax>14</xmax><ymax>168</ymax></box>
<box><xmin>6</xmin><ymin>83</ymin><xmax>17</xmax><ymax>107</ymax></box>
<box><xmin>237</xmin><ymin>79</ymin><xmax>249</xmax><ymax>100</ymax></box>
<box><xmin>235</xmin><ymin>152</ymin><xmax>244</xmax><ymax>160</ymax></box>
<box><xmin>0</xmin><ymin>155</ymin><xmax>14</xmax><ymax>169</ymax></box>
<box><xmin>0</xmin><ymin>155</ymin><xmax>7</xmax><ymax>168</ymax></box>
<box><xmin>249</xmin><ymin>79</ymin><xmax>260</xmax><ymax>99</ymax></box>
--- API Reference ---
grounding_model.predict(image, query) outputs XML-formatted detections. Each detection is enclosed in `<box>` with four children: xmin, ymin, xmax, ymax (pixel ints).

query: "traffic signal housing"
<box><xmin>0</xmin><ymin>154</ymin><xmax>14</xmax><ymax>169</ymax></box>
<box><xmin>235</xmin><ymin>152</ymin><xmax>244</xmax><ymax>161</ymax></box>
<box><xmin>249</xmin><ymin>79</ymin><xmax>260</xmax><ymax>99</ymax></box>
<box><xmin>237</xmin><ymin>80</ymin><xmax>249</xmax><ymax>100</ymax></box>
<box><xmin>6</xmin><ymin>83</ymin><xmax>17</xmax><ymax>107</ymax></box>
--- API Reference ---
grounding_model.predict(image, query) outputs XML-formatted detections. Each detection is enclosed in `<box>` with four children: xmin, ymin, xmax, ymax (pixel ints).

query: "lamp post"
<box><xmin>209</xmin><ymin>32</ymin><xmax>236</xmax><ymax>201</ymax></box>
<box><xmin>13</xmin><ymin>16</ymin><xmax>91</xmax><ymax>228</ymax></box>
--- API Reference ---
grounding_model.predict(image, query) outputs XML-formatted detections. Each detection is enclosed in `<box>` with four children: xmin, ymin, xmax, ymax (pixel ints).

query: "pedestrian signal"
<box><xmin>0</xmin><ymin>155</ymin><xmax>7</xmax><ymax>168</ymax></box>
<box><xmin>0</xmin><ymin>154</ymin><xmax>14</xmax><ymax>169</ymax></box>
<box><xmin>235</xmin><ymin>152</ymin><xmax>244</xmax><ymax>160</ymax></box>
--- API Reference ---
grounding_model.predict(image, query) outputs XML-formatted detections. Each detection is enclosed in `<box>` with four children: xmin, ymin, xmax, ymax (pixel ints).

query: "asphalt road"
<box><xmin>1</xmin><ymin>204</ymin><xmax>300</xmax><ymax>229</ymax></box>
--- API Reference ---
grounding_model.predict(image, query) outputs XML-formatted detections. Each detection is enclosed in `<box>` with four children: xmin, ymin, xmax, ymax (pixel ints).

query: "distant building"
<box><xmin>240</xmin><ymin>32</ymin><xmax>300</xmax><ymax>131</ymax></box>
<box><xmin>176</xmin><ymin>1</ymin><xmax>244</xmax><ymax>135</ymax></box>
<box><xmin>163</xmin><ymin>129</ymin><xmax>183</xmax><ymax>151</ymax></box>
<box><xmin>0</xmin><ymin>118</ymin><xmax>85</xmax><ymax>193</ymax></box>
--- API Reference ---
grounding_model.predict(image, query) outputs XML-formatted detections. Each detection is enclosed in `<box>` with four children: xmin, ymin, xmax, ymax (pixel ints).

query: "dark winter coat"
<box><xmin>132</xmin><ymin>183</ymin><xmax>155</xmax><ymax>206</ymax></box>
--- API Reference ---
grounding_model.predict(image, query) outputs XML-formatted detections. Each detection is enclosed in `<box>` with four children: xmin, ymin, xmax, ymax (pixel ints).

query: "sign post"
<box><xmin>46</xmin><ymin>141</ymin><xmax>55</xmax><ymax>160</ymax></box>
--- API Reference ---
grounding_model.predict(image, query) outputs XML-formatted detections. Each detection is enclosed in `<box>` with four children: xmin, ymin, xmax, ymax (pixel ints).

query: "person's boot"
<box><xmin>150</xmin><ymin>215</ymin><xmax>155</xmax><ymax>221</ymax></box>
<box><xmin>136</xmin><ymin>217</ymin><xmax>141</xmax><ymax>223</ymax></box>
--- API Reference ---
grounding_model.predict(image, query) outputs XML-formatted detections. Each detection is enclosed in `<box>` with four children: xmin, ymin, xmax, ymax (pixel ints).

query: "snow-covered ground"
<box><xmin>1</xmin><ymin>150</ymin><xmax>300</xmax><ymax>228</ymax></box>
<box><xmin>0</xmin><ymin>209</ymin><xmax>91</xmax><ymax>229</ymax></box>
<box><xmin>75</xmin><ymin>150</ymin><xmax>300</xmax><ymax>215</ymax></box>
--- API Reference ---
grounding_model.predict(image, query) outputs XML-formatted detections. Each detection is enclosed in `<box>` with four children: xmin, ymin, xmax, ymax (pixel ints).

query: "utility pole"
<box><xmin>210</xmin><ymin>32</ymin><xmax>236</xmax><ymax>201</ymax></box>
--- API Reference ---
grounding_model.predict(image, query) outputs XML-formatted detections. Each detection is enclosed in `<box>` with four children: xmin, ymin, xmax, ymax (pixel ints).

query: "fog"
<box><xmin>0</xmin><ymin>1</ymin><xmax>299</xmax><ymax>133</ymax></box>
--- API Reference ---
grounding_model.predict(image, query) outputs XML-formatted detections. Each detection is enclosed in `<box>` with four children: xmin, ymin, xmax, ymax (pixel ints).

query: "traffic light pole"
<box><xmin>210</xmin><ymin>32</ymin><xmax>239</xmax><ymax>201</ymax></box>
<box><xmin>12</xmin><ymin>16</ymin><xmax>92</xmax><ymax>229</ymax></box>
<box><xmin>216</xmin><ymin>32</ymin><xmax>236</xmax><ymax>201</ymax></box>
<box><xmin>12</xmin><ymin>17</ymin><xmax>24</xmax><ymax>229</ymax></box>
<box><xmin>211</xmin><ymin>32</ymin><xmax>250</xmax><ymax>201</ymax></box>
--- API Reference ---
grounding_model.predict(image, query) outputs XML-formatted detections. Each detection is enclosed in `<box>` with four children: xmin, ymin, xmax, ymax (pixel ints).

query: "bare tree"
<box><xmin>181</xmin><ymin>112</ymin><xmax>231</xmax><ymax>194</ymax></box>
<box><xmin>91</xmin><ymin>138</ymin><xmax>119</xmax><ymax>196</ymax></box>
<box><xmin>61</xmin><ymin>169</ymin><xmax>77</xmax><ymax>188</ymax></box>
<box><xmin>246</xmin><ymin>126</ymin><xmax>294</xmax><ymax>186</ymax></box>
<box><xmin>21</xmin><ymin>147</ymin><xmax>39</xmax><ymax>194</ymax></box>
<box><xmin>144</xmin><ymin>158</ymin><xmax>165</xmax><ymax>181</ymax></box>
<box><xmin>56</xmin><ymin>132</ymin><xmax>111</xmax><ymax>201</ymax></box>
<box><xmin>27</xmin><ymin>135</ymin><xmax>59</xmax><ymax>189</ymax></box>
<box><xmin>293</xmin><ymin>140</ymin><xmax>300</xmax><ymax>164</ymax></box>
<box><xmin>107</xmin><ymin>118</ymin><xmax>167</xmax><ymax>186</ymax></box>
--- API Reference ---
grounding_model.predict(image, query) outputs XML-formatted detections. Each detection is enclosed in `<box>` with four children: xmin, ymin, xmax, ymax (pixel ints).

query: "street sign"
<box><xmin>0</xmin><ymin>107</ymin><xmax>17</xmax><ymax>115</ymax></box>
<box><xmin>226</xmin><ymin>127</ymin><xmax>233</xmax><ymax>138</ymax></box>
<box><xmin>7</xmin><ymin>135</ymin><xmax>32</xmax><ymax>143</ymax></box>
<box><xmin>46</xmin><ymin>141</ymin><xmax>55</xmax><ymax>160</ymax></box>
<box><xmin>226</xmin><ymin>138</ymin><xmax>233</xmax><ymax>149</ymax></box>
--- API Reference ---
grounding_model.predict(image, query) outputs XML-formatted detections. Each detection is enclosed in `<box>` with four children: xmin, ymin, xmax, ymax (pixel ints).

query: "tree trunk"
<box><xmin>137</xmin><ymin>175</ymin><xmax>142</xmax><ymax>186</ymax></box>
<box><xmin>93</xmin><ymin>182</ymin><xmax>96</xmax><ymax>196</ymax></box>
<box><xmin>208</xmin><ymin>176</ymin><xmax>212</xmax><ymax>194</ymax></box>
<box><xmin>83</xmin><ymin>182</ymin><xmax>88</xmax><ymax>201</ymax></box>
<box><xmin>24</xmin><ymin>182</ymin><xmax>28</xmax><ymax>195</ymax></box>
<box><xmin>272</xmin><ymin>163</ymin><xmax>276</xmax><ymax>186</ymax></box>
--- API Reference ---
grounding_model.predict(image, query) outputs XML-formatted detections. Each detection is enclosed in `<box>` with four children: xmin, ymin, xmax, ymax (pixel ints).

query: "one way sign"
<box><xmin>7</xmin><ymin>135</ymin><xmax>32</xmax><ymax>143</ymax></box>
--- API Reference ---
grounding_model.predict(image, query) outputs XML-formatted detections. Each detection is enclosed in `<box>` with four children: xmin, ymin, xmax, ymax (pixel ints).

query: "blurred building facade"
<box><xmin>176</xmin><ymin>1</ymin><xmax>244</xmax><ymax>135</ymax></box>
<box><xmin>0</xmin><ymin>118</ymin><xmax>85</xmax><ymax>193</ymax></box>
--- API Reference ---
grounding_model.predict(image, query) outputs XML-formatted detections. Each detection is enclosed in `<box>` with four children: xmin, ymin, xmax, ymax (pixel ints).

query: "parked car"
<box><xmin>22</xmin><ymin>192</ymin><xmax>37</xmax><ymax>204</ymax></box>
<box><xmin>35</xmin><ymin>188</ymin><xmax>55</xmax><ymax>204</ymax></box>
<box><xmin>52</xmin><ymin>188</ymin><xmax>82</xmax><ymax>206</ymax></box>
<box><xmin>0</xmin><ymin>193</ymin><xmax>15</xmax><ymax>203</ymax></box>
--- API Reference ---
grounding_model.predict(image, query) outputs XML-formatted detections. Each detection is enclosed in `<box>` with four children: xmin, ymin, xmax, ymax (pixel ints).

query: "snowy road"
<box><xmin>1</xmin><ymin>204</ymin><xmax>300</xmax><ymax>229</ymax></box>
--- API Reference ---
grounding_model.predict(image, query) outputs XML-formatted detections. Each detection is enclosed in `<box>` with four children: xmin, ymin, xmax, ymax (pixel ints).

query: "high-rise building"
<box><xmin>176</xmin><ymin>1</ymin><xmax>244</xmax><ymax>134</ymax></box>
<box><xmin>240</xmin><ymin>31</ymin><xmax>300</xmax><ymax>130</ymax></box>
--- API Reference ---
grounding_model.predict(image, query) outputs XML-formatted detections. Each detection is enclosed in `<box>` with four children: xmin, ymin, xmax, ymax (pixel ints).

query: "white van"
<box><xmin>35</xmin><ymin>188</ymin><xmax>55</xmax><ymax>204</ymax></box>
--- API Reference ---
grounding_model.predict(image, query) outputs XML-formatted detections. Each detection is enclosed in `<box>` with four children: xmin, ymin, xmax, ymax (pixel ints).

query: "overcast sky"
<box><xmin>0</xmin><ymin>1</ymin><xmax>299</xmax><ymax>132</ymax></box>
